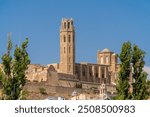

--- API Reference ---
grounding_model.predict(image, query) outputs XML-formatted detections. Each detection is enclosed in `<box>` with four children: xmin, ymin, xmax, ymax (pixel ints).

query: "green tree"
<box><xmin>146</xmin><ymin>80</ymin><xmax>150</xmax><ymax>97</ymax></box>
<box><xmin>116</xmin><ymin>41</ymin><xmax>148</xmax><ymax>100</ymax></box>
<box><xmin>132</xmin><ymin>45</ymin><xmax>148</xmax><ymax>99</ymax></box>
<box><xmin>0</xmin><ymin>38</ymin><xmax>30</xmax><ymax>100</ymax></box>
<box><xmin>0</xmin><ymin>38</ymin><xmax>13</xmax><ymax>99</ymax></box>
<box><xmin>116</xmin><ymin>41</ymin><xmax>132</xmax><ymax>100</ymax></box>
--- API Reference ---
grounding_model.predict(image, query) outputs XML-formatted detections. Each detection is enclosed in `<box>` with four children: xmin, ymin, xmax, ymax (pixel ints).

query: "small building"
<box><xmin>71</xmin><ymin>93</ymin><xmax>95</xmax><ymax>100</ymax></box>
<box><xmin>45</xmin><ymin>96</ymin><xmax>65</xmax><ymax>100</ymax></box>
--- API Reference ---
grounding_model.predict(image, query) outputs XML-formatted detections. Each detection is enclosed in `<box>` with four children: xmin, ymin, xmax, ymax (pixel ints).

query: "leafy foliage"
<box><xmin>116</xmin><ymin>41</ymin><xmax>148</xmax><ymax>100</ymax></box>
<box><xmin>116</xmin><ymin>41</ymin><xmax>132</xmax><ymax>100</ymax></box>
<box><xmin>19</xmin><ymin>90</ymin><xmax>29</xmax><ymax>100</ymax></box>
<box><xmin>0</xmin><ymin>38</ymin><xmax>30</xmax><ymax>100</ymax></box>
<box><xmin>146</xmin><ymin>80</ymin><xmax>150</xmax><ymax>97</ymax></box>
<box><xmin>132</xmin><ymin>45</ymin><xmax>148</xmax><ymax>99</ymax></box>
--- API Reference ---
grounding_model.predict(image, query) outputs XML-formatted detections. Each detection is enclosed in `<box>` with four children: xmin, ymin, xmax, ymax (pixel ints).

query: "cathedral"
<box><xmin>25</xmin><ymin>18</ymin><xmax>120</xmax><ymax>96</ymax></box>
<box><xmin>0</xmin><ymin>18</ymin><xmax>120</xmax><ymax>99</ymax></box>
<box><xmin>48</xmin><ymin>18</ymin><xmax>120</xmax><ymax>84</ymax></box>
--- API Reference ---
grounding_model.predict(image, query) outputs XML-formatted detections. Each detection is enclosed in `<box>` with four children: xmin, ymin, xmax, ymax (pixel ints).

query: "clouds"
<box><xmin>144</xmin><ymin>66</ymin><xmax>150</xmax><ymax>80</ymax></box>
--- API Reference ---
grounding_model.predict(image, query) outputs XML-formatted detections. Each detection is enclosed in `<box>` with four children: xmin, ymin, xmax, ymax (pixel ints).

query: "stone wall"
<box><xmin>24</xmin><ymin>81</ymin><xmax>83</xmax><ymax>100</ymax></box>
<box><xmin>26</xmin><ymin>64</ymin><xmax>48</xmax><ymax>82</ymax></box>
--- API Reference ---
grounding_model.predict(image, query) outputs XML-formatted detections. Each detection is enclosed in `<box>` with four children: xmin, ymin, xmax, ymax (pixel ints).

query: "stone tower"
<box><xmin>59</xmin><ymin>18</ymin><xmax>75</xmax><ymax>74</ymax></box>
<box><xmin>97</xmin><ymin>48</ymin><xmax>119</xmax><ymax>83</ymax></box>
<box><xmin>97</xmin><ymin>48</ymin><xmax>112</xmax><ymax>65</ymax></box>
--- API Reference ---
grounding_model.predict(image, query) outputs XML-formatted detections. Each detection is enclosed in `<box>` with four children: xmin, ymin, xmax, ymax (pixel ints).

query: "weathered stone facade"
<box><xmin>47</xmin><ymin>18</ymin><xmax>120</xmax><ymax>85</ymax></box>
<box><xmin>25</xmin><ymin>18</ymin><xmax>120</xmax><ymax>93</ymax></box>
<box><xmin>97</xmin><ymin>49</ymin><xmax>120</xmax><ymax>83</ymax></box>
<box><xmin>59</xmin><ymin>18</ymin><xmax>75</xmax><ymax>75</ymax></box>
<box><xmin>0</xmin><ymin>18</ymin><xmax>120</xmax><ymax>99</ymax></box>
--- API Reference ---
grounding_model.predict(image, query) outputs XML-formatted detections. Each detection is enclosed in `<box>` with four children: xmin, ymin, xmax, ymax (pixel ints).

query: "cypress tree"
<box><xmin>0</xmin><ymin>38</ymin><xmax>30</xmax><ymax>100</ymax></box>
<box><xmin>116</xmin><ymin>41</ymin><xmax>132</xmax><ymax>100</ymax></box>
<box><xmin>1</xmin><ymin>38</ymin><xmax>13</xmax><ymax>99</ymax></box>
<box><xmin>132</xmin><ymin>45</ymin><xmax>148</xmax><ymax>99</ymax></box>
<box><xmin>116</xmin><ymin>42</ymin><xmax>148</xmax><ymax>100</ymax></box>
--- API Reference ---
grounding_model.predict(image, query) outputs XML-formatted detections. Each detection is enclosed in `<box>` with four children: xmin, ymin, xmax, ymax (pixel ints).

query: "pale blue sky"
<box><xmin>0</xmin><ymin>0</ymin><xmax>150</xmax><ymax>66</ymax></box>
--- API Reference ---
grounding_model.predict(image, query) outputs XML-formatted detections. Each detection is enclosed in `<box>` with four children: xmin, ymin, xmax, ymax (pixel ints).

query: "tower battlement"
<box><xmin>60</xmin><ymin>18</ymin><xmax>74</xmax><ymax>32</ymax></box>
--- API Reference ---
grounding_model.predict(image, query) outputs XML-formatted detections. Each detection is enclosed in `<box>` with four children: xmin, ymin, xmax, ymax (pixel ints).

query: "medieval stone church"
<box><xmin>25</xmin><ymin>18</ymin><xmax>120</xmax><ymax>95</ymax></box>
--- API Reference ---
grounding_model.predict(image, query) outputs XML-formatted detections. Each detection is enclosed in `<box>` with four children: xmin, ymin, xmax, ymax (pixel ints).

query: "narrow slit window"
<box><xmin>64</xmin><ymin>22</ymin><xmax>66</xmax><ymax>29</ymax></box>
<box><xmin>64</xmin><ymin>36</ymin><xmax>66</xmax><ymax>42</ymax></box>
<box><xmin>64</xmin><ymin>47</ymin><xmax>66</xmax><ymax>53</ymax></box>
<box><xmin>68</xmin><ymin>22</ymin><xmax>70</xmax><ymax>29</ymax></box>
<box><xmin>68</xmin><ymin>35</ymin><xmax>71</xmax><ymax>42</ymax></box>
<box><xmin>69</xmin><ymin>46</ymin><xmax>71</xmax><ymax>53</ymax></box>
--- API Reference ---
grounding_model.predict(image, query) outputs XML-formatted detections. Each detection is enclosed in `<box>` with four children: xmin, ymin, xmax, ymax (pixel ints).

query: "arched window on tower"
<box><xmin>64</xmin><ymin>22</ymin><xmax>66</xmax><ymax>29</ymax></box>
<box><xmin>68</xmin><ymin>35</ymin><xmax>71</xmax><ymax>43</ymax></box>
<box><xmin>69</xmin><ymin>46</ymin><xmax>71</xmax><ymax>53</ymax></box>
<box><xmin>68</xmin><ymin>22</ymin><xmax>70</xmax><ymax>29</ymax></box>
<box><xmin>64</xmin><ymin>47</ymin><xmax>66</xmax><ymax>53</ymax></box>
<box><xmin>64</xmin><ymin>35</ymin><xmax>66</xmax><ymax>42</ymax></box>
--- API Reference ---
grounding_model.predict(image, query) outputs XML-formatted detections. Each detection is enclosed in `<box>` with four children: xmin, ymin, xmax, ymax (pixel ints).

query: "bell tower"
<box><xmin>59</xmin><ymin>18</ymin><xmax>75</xmax><ymax>74</ymax></box>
